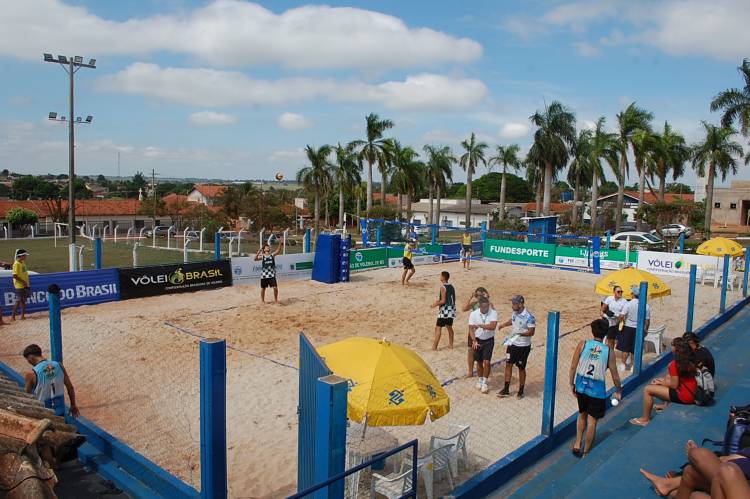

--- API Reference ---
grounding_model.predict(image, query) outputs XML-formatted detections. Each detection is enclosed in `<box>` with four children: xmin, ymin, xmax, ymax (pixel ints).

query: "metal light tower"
<box><xmin>43</xmin><ymin>53</ymin><xmax>96</xmax><ymax>271</ymax></box>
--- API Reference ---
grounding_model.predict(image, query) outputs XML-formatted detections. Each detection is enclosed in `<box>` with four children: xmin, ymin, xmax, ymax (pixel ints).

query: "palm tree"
<box><xmin>652</xmin><ymin>122</ymin><xmax>689</xmax><ymax>201</ymax></box>
<box><xmin>588</xmin><ymin>117</ymin><xmax>619</xmax><ymax>231</ymax></box>
<box><xmin>423</xmin><ymin>145</ymin><xmax>454</xmax><ymax>225</ymax></box>
<box><xmin>332</xmin><ymin>142</ymin><xmax>362</xmax><ymax>229</ymax></box>
<box><xmin>524</xmin><ymin>149</ymin><xmax>544</xmax><ymax>215</ymax></box>
<box><xmin>567</xmin><ymin>130</ymin><xmax>593</xmax><ymax>225</ymax></box>
<box><xmin>691</xmin><ymin>123</ymin><xmax>744</xmax><ymax>237</ymax></box>
<box><xmin>529</xmin><ymin>101</ymin><xmax>577</xmax><ymax>215</ymax></box>
<box><xmin>390</xmin><ymin>142</ymin><xmax>423</xmax><ymax>220</ymax></box>
<box><xmin>378</xmin><ymin>140</ymin><xmax>396</xmax><ymax>208</ymax></box>
<box><xmin>355</xmin><ymin>113</ymin><xmax>394</xmax><ymax>216</ymax></box>
<box><xmin>630</xmin><ymin>125</ymin><xmax>656</xmax><ymax>230</ymax></box>
<box><xmin>296</xmin><ymin>145</ymin><xmax>333</xmax><ymax>236</ymax></box>
<box><xmin>711</xmin><ymin>59</ymin><xmax>750</xmax><ymax>141</ymax></box>
<box><xmin>489</xmin><ymin>144</ymin><xmax>522</xmax><ymax>221</ymax></box>
<box><xmin>459</xmin><ymin>133</ymin><xmax>488</xmax><ymax>227</ymax></box>
<box><xmin>353</xmin><ymin>182</ymin><xmax>366</xmax><ymax>231</ymax></box>
<box><xmin>615</xmin><ymin>103</ymin><xmax>653</xmax><ymax>231</ymax></box>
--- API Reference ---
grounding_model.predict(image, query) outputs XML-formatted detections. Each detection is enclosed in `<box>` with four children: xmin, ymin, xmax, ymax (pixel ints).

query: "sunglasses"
<box><xmin>615</xmin><ymin>290</ymin><xmax>623</xmax><ymax>294</ymax></box>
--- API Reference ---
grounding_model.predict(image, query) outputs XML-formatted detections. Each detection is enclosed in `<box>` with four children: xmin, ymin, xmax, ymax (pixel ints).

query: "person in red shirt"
<box><xmin>630</xmin><ymin>338</ymin><xmax>697</xmax><ymax>426</ymax></box>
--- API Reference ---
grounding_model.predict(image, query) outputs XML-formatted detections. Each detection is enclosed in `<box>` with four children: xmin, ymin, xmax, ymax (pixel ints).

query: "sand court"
<box><xmin>0</xmin><ymin>259</ymin><xmax>724</xmax><ymax>497</ymax></box>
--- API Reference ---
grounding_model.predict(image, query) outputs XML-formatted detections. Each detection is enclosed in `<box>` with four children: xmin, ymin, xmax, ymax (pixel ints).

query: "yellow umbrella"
<box><xmin>317</xmin><ymin>337</ymin><xmax>450</xmax><ymax>426</ymax></box>
<box><xmin>697</xmin><ymin>237</ymin><xmax>745</xmax><ymax>257</ymax></box>
<box><xmin>594</xmin><ymin>267</ymin><xmax>671</xmax><ymax>299</ymax></box>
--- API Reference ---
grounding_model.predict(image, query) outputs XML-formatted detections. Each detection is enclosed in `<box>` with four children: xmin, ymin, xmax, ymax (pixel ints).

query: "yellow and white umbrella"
<box><xmin>594</xmin><ymin>266</ymin><xmax>671</xmax><ymax>299</ymax></box>
<box><xmin>697</xmin><ymin>237</ymin><xmax>745</xmax><ymax>257</ymax></box>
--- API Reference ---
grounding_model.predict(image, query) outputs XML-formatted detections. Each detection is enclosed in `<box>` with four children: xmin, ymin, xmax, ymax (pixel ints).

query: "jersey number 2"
<box><xmin>586</xmin><ymin>364</ymin><xmax>595</xmax><ymax>376</ymax></box>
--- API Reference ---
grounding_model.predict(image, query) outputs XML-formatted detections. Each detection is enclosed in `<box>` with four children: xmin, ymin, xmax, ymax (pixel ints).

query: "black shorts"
<box><xmin>616</xmin><ymin>326</ymin><xmax>636</xmax><ymax>354</ymax></box>
<box><xmin>402</xmin><ymin>257</ymin><xmax>414</xmax><ymax>270</ymax></box>
<box><xmin>606</xmin><ymin>325</ymin><xmax>619</xmax><ymax>340</ymax></box>
<box><xmin>436</xmin><ymin>318</ymin><xmax>454</xmax><ymax>327</ymax></box>
<box><xmin>260</xmin><ymin>277</ymin><xmax>277</xmax><ymax>289</ymax></box>
<box><xmin>473</xmin><ymin>337</ymin><xmax>495</xmax><ymax>362</ymax></box>
<box><xmin>668</xmin><ymin>388</ymin><xmax>691</xmax><ymax>405</ymax></box>
<box><xmin>506</xmin><ymin>345</ymin><xmax>531</xmax><ymax>369</ymax></box>
<box><xmin>14</xmin><ymin>288</ymin><xmax>30</xmax><ymax>302</ymax></box>
<box><xmin>462</xmin><ymin>245</ymin><xmax>473</xmax><ymax>254</ymax></box>
<box><xmin>577</xmin><ymin>393</ymin><xmax>607</xmax><ymax>419</ymax></box>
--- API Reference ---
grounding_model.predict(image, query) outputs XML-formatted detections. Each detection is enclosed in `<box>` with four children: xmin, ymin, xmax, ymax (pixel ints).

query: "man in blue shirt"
<box><xmin>23</xmin><ymin>344</ymin><xmax>79</xmax><ymax>418</ymax></box>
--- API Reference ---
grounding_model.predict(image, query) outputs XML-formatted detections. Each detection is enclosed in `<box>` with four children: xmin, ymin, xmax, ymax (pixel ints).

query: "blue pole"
<box><xmin>214</xmin><ymin>232</ymin><xmax>221</xmax><ymax>261</ymax></box>
<box><xmin>313</xmin><ymin>375</ymin><xmax>348</xmax><ymax>499</ymax></box>
<box><xmin>47</xmin><ymin>285</ymin><xmax>63</xmax><ymax>364</ymax></box>
<box><xmin>541</xmin><ymin>311</ymin><xmax>560</xmax><ymax>436</ymax></box>
<box><xmin>480</xmin><ymin>221</ymin><xmax>487</xmax><ymax>242</ymax></box>
<box><xmin>200</xmin><ymin>338</ymin><xmax>227</xmax><ymax>499</ymax></box>
<box><xmin>679</xmin><ymin>232</ymin><xmax>685</xmax><ymax>254</ymax></box>
<box><xmin>592</xmin><ymin>236</ymin><xmax>601</xmax><ymax>275</ymax></box>
<box><xmin>634</xmin><ymin>281</ymin><xmax>649</xmax><ymax>375</ymax></box>
<box><xmin>605</xmin><ymin>233</ymin><xmax>611</xmax><ymax>250</ymax></box>
<box><xmin>359</xmin><ymin>221</ymin><xmax>367</xmax><ymax>246</ymax></box>
<box><xmin>720</xmin><ymin>254</ymin><xmax>730</xmax><ymax>313</ymax></box>
<box><xmin>94</xmin><ymin>237</ymin><xmax>102</xmax><ymax>269</ymax></box>
<box><xmin>686</xmin><ymin>265</ymin><xmax>697</xmax><ymax>333</ymax></box>
<box><xmin>376</xmin><ymin>227</ymin><xmax>382</xmax><ymax>247</ymax></box>
<box><xmin>304</xmin><ymin>228</ymin><xmax>312</xmax><ymax>253</ymax></box>
<box><xmin>431</xmin><ymin>225</ymin><xmax>437</xmax><ymax>245</ymax></box>
<box><xmin>743</xmin><ymin>249</ymin><xmax>750</xmax><ymax>297</ymax></box>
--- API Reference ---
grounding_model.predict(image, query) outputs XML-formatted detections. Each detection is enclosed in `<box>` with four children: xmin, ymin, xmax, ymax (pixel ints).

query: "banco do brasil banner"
<box><xmin>483</xmin><ymin>239</ymin><xmax>556</xmax><ymax>265</ymax></box>
<box><xmin>119</xmin><ymin>260</ymin><xmax>232</xmax><ymax>299</ymax></box>
<box><xmin>1</xmin><ymin>268</ymin><xmax>120</xmax><ymax>315</ymax></box>
<box><xmin>350</xmin><ymin>247</ymin><xmax>388</xmax><ymax>271</ymax></box>
<box><xmin>555</xmin><ymin>246</ymin><xmax>638</xmax><ymax>270</ymax></box>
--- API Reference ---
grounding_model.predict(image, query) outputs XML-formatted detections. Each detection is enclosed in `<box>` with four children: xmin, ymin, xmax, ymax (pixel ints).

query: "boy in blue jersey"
<box><xmin>23</xmin><ymin>344</ymin><xmax>79</xmax><ymax>418</ymax></box>
<box><xmin>568</xmin><ymin>319</ymin><xmax>622</xmax><ymax>457</ymax></box>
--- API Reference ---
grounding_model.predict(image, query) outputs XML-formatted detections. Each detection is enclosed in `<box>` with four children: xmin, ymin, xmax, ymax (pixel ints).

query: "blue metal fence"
<box><xmin>298</xmin><ymin>332</ymin><xmax>333</xmax><ymax>493</ymax></box>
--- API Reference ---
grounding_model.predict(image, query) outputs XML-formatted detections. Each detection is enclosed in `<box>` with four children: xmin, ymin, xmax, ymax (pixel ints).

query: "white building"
<box><xmin>409</xmin><ymin>199</ymin><xmax>496</xmax><ymax>228</ymax></box>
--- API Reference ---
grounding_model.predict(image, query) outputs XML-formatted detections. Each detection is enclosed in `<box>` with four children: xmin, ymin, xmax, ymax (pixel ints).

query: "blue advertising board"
<box><xmin>1</xmin><ymin>269</ymin><xmax>120</xmax><ymax>315</ymax></box>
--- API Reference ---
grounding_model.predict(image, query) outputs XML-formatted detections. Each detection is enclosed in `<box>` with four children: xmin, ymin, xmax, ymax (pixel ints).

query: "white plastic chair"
<box><xmin>645</xmin><ymin>324</ymin><xmax>666</xmax><ymax>355</ymax></box>
<box><xmin>400</xmin><ymin>444</ymin><xmax>455</xmax><ymax>499</ymax></box>
<box><xmin>371</xmin><ymin>468</ymin><xmax>414</xmax><ymax>499</ymax></box>
<box><xmin>429</xmin><ymin>424</ymin><xmax>470</xmax><ymax>476</ymax></box>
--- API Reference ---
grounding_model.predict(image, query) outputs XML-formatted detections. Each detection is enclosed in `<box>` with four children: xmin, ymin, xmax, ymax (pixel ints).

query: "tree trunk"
<box><xmin>366</xmin><ymin>160</ymin><xmax>373</xmax><ymax>216</ymax></box>
<box><xmin>590</xmin><ymin>168</ymin><xmax>599</xmax><ymax>232</ymax></box>
<box><xmin>572</xmin><ymin>167</ymin><xmax>580</xmax><ymax>225</ymax></box>
<box><xmin>636</xmin><ymin>150</ymin><xmax>646</xmax><ymax>231</ymax></box>
<box><xmin>406</xmin><ymin>193</ymin><xmax>412</xmax><ymax>222</ymax></box>
<box><xmin>704</xmin><ymin>165</ymin><xmax>715</xmax><ymax>238</ymax></box>
<box><xmin>397</xmin><ymin>192</ymin><xmax>403</xmax><ymax>219</ymax></box>
<box><xmin>535</xmin><ymin>170</ymin><xmax>542</xmax><ymax>215</ymax></box>
<box><xmin>499</xmin><ymin>165</ymin><xmax>507</xmax><ymax>221</ymax></box>
<box><xmin>339</xmin><ymin>186</ymin><xmax>345</xmax><ymax>229</ymax></box>
<box><xmin>615</xmin><ymin>147</ymin><xmax>627</xmax><ymax>231</ymax></box>
<box><xmin>380</xmin><ymin>169</ymin><xmax>387</xmax><ymax>207</ymax></box>
<box><xmin>436</xmin><ymin>184</ymin><xmax>442</xmax><ymax>230</ymax></box>
<box><xmin>465</xmin><ymin>168</ymin><xmax>473</xmax><ymax>228</ymax></box>
<box><xmin>428</xmin><ymin>183</ymin><xmax>434</xmax><ymax>226</ymax></box>
<box><xmin>543</xmin><ymin>161</ymin><xmax>553</xmax><ymax>215</ymax></box>
<box><xmin>324</xmin><ymin>197</ymin><xmax>330</xmax><ymax>227</ymax></box>
<box><xmin>356</xmin><ymin>196</ymin><xmax>361</xmax><ymax>232</ymax></box>
<box><xmin>314</xmin><ymin>193</ymin><xmax>320</xmax><ymax>236</ymax></box>
<box><xmin>659</xmin><ymin>170</ymin><xmax>666</xmax><ymax>202</ymax></box>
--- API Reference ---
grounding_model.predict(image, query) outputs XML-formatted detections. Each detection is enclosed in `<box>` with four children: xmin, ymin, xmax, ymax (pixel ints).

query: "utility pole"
<box><xmin>117</xmin><ymin>151</ymin><xmax>120</xmax><ymax>179</ymax></box>
<box><xmin>152</xmin><ymin>168</ymin><xmax>156</xmax><ymax>229</ymax></box>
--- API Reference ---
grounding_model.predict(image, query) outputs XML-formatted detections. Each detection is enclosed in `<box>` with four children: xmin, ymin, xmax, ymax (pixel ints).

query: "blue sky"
<box><xmin>1</xmin><ymin>0</ymin><xmax>748</xmax><ymax>188</ymax></box>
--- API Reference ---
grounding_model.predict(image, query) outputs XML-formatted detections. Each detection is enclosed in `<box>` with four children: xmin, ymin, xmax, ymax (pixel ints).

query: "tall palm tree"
<box><xmin>378</xmin><ymin>140</ymin><xmax>396</xmax><ymax>208</ymax></box>
<box><xmin>355</xmin><ymin>113</ymin><xmax>394</xmax><ymax>216</ymax></box>
<box><xmin>390</xmin><ymin>142</ymin><xmax>423</xmax><ymax>220</ymax></box>
<box><xmin>691</xmin><ymin>123</ymin><xmax>744</xmax><ymax>237</ymax></box>
<box><xmin>296</xmin><ymin>145</ymin><xmax>333</xmax><ymax>236</ymax></box>
<box><xmin>489</xmin><ymin>144</ymin><xmax>522</xmax><ymax>221</ymax></box>
<box><xmin>529</xmin><ymin>101</ymin><xmax>577</xmax><ymax>215</ymax></box>
<box><xmin>711</xmin><ymin>59</ymin><xmax>750</xmax><ymax>142</ymax></box>
<box><xmin>615</xmin><ymin>103</ymin><xmax>653</xmax><ymax>230</ymax></box>
<box><xmin>332</xmin><ymin>142</ymin><xmax>362</xmax><ymax>229</ymax></box>
<box><xmin>352</xmin><ymin>182</ymin><xmax>366</xmax><ymax>230</ymax></box>
<box><xmin>630</xmin><ymin>125</ymin><xmax>656</xmax><ymax>229</ymax></box>
<box><xmin>423</xmin><ymin>145</ymin><xmax>455</xmax><ymax>226</ymax></box>
<box><xmin>652</xmin><ymin>122</ymin><xmax>689</xmax><ymax>202</ymax></box>
<box><xmin>459</xmin><ymin>132</ymin><xmax>488</xmax><ymax>227</ymax></box>
<box><xmin>524</xmin><ymin>149</ymin><xmax>544</xmax><ymax>215</ymax></box>
<box><xmin>567</xmin><ymin>129</ymin><xmax>593</xmax><ymax>225</ymax></box>
<box><xmin>588</xmin><ymin>117</ymin><xmax>619</xmax><ymax>231</ymax></box>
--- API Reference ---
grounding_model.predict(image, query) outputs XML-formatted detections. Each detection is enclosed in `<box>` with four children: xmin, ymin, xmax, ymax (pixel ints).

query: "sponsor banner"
<box><xmin>1</xmin><ymin>269</ymin><xmax>120</xmax><ymax>315</ymax></box>
<box><xmin>554</xmin><ymin>246</ymin><xmax>638</xmax><ymax>270</ymax></box>
<box><xmin>119</xmin><ymin>260</ymin><xmax>232</xmax><ymax>299</ymax></box>
<box><xmin>483</xmin><ymin>239</ymin><xmax>556</xmax><ymax>265</ymax></box>
<box><xmin>387</xmin><ymin>254</ymin><xmax>441</xmax><ymax>268</ymax></box>
<box><xmin>636</xmin><ymin>250</ymin><xmax>721</xmax><ymax>278</ymax></box>
<box><xmin>231</xmin><ymin>253</ymin><xmax>315</xmax><ymax>285</ymax></box>
<box><xmin>350</xmin><ymin>247</ymin><xmax>388</xmax><ymax>271</ymax></box>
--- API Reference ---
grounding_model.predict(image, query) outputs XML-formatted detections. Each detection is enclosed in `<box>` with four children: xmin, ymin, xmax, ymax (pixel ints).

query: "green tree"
<box><xmin>423</xmin><ymin>145</ymin><xmax>456</xmax><ymax>227</ymax></box>
<box><xmin>568</xmin><ymin>129</ymin><xmax>593</xmax><ymax>225</ymax></box>
<box><xmin>6</xmin><ymin>207</ymin><xmax>38</xmax><ymax>236</ymax></box>
<box><xmin>459</xmin><ymin>132</ymin><xmax>488</xmax><ymax>227</ymax></box>
<box><xmin>11</xmin><ymin>176</ymin><xmax>58</xmax><ymax>199</ymax></box>
<box><xmin>297</xmin><ymin>145</ymin><xmax>333</xmax><ymax>235</ymax></box>
<box><xmin>389</xmin><ymin>141</ymin><xmax>423</xmax><ymax>219</ymax></box>
<box><xmin>711</xmin><ymin>59</ymin><xmax>750</xmax><ymax>145</ymax></box>
<box><xmin>332</xmin><ymin>142</ymin><xmax>362</xmax><ymax>228</ymax></box>
<box><xmin>665</xmin><ymin>182</ymin><xmax>693</xmax><ymax>194</ymax></box>
<box><xmin>529</xmin><ymin>101</ymin><xmax>577</xmax><ymax>215</ymax></box>
<box><xmin>588</xmin><ymin>117</ymin><xmax>620</xmax><ymax>230</ymax></box>
<box><xmin>489</xmin><ymin>144</ymin><xmax>522</xmax><ymax>220</ymax></box>
<box><xmin>652</xmin><ymin>122</ymin><xmax>689</xmax><ymax>202</ymax></box>
<box><xmin>691</xmin><ymin>123</ymin><xmax>744</xmax><ymax>237</ymax></box>
<box><xmin>472</xmin><ymin>172</ymin><xmax>532</xmax><ymax>203</ymax></box>
<box><xmin>615</xmin><ymin>103</ymin><xmax>653</xmax><ymax>230</ymax></box>
<box><xmin>354</xmin><ymin>113</ymin><xmax>393</xmax><ymax>215</ymax></box>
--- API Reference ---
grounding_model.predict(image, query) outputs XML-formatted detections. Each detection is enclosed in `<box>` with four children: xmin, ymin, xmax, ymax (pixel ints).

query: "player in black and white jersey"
<box><xmin>254</xmin><ymin>239</ymin><xmax>283</xmax><ymax>303</ymax></box>
<box><xmin>431</xmin><ymin>271</ymin><xmax>456</xmax><ymax>350</ymax></box>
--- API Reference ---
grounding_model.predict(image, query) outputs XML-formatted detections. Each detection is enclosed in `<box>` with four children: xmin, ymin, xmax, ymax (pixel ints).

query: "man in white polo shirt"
<box><xmin>468</xmin><ymin>296</ymin><xmax>498</xmax><ymax>394</ymax></box>
<box><xmin>617</xmin><ymin>285</ymin><xmax>651</xmax><ymax>371</ymax></box>
<box><xmin>498</xmin><ymin>295</ymin><xmax>536</xmax><ymax>399</ymax></box>
<box><xmin>601</xmin><ymin>286</ymin><xmax>626</xmax><ymax>353</ymax></box>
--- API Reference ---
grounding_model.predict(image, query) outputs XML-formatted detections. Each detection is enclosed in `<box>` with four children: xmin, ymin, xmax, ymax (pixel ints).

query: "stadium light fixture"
<box><xmin>74</xmin><ymin>56</ymin><xmax>83</xmax><ymax>64</ymax></box>
<box><xmin>48</xmin><ymin>111</ymin><xmax>57</xmax><ymax>120</ymax></box>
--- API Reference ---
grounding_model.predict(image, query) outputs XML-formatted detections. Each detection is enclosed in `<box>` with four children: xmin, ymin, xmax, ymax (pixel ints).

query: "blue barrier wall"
<box><xmin>1</xmin><ymin>268</ymin><xmax>120</xmax><ymax>315</ymax></box>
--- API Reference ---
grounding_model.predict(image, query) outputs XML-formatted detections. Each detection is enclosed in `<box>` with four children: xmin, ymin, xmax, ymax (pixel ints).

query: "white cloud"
<box><xmin>268</xmin><ymin>148</ymin><xmax>306</xmax><ymax>163</ymax></box>
<box><xmin>188</xmin><ymin>111</ymin><xmax>238</xmax><ymax>126</ymax></box>
<box><xmin>573</xmin><ymin>41</ymin><xmax>600</xmax><ymax>57</ymax></box>
<box><xmin>276</xmin><ymin>113</ymin><xmax>312</xmax><ymax>130</ymax></box>
<box><xmin>543</xmin><ymin>1</ymin><xmax>619</xmax><ymax>31</ymax></box>
<box><xmin>498</xmin><ymin>122</ymin><xmax>530</xmax><ymax>140</ymax></box>
<box><xmin>97</xmin><ymin>63</ymin><xmax>488</xmax><ymax>112</ymax></box>
<box><xmin>1</xmin><ymin>0</ymin><xmax>481</xmax><ymax>70</ymax></box>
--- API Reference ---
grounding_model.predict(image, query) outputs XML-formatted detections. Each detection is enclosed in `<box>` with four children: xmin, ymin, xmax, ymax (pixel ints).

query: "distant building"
<box><xmin>695</xmin><ymin>180</ymin><xmax>750</xmax><ymax>227</ymax></box>
<box><xmin>595</xmin><ymin>190</ymin><xmax>694</xmax><ymax>223</ymax></box>
<box><xmin>187</xmin><ymin>184</ymin><xmax>227</xmax><ymax>206</ymax></box>
<box><xmin>410</xmin><ymin>199</ymin><xmax>495</xmax><ymax>227</ymax></box>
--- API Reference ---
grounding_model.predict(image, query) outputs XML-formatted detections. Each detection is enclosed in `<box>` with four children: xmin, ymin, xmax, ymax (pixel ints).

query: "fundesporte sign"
<box><xmin>1</xmin><ymin>269</ymin><xmax>120</xmax><ymax>315</ymax></box>
<box><xmin>118</xmin><ymin>260</ymin><xmax>232</xmax><ymax>299</ymax></box>
<box><xmin>483</xmin><ymin>239</ymin><xmax>556</xmax><ymax>265</ymax></box>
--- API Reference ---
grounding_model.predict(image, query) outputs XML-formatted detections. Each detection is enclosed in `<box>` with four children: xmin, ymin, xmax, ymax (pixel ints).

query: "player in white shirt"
<box><xmin>617</xmin><ymin>285</ymin><xmax>651</xmax><ymax>371</ymax></box>
<box><xmin>601</xmin><ymin>286</ymin><xmax>626</xmax><ymax>352</ymax></box>
<box><xmin>497</xmin><ymin>295</ymin><xmax>536</xmax><ymax>399</ymax></box>
<box><xmin>468</xmin><ymin>297</ymin><xmax>498</xmax><ymax>394</ymax></box>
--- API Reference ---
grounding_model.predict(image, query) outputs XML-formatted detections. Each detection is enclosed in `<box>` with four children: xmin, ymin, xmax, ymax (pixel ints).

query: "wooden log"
<box><xmin>0</xmin><ymin>409</ymin><xmax>51</xmax><ymax>445</ymax></box>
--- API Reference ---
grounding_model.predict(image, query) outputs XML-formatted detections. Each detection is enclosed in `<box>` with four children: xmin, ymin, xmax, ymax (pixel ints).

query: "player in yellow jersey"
<box><xmin>401</xmin><ymin>238</ymin><xmax>417</xmax><ymax>285</ymax></box>
<box><xmin>461</xmin><ymin>231</ymin><xmax>473</xmax><ymax>270</ymax></box>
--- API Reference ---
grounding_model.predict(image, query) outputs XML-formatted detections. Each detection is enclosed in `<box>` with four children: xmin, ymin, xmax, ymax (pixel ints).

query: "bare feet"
<box><xmin>640</xmin><ymin>468</ymin><xmax>676</xmax><ymax>497</ymax></box>
<box><xmin>629</xmin><ymin>418</ymin><xmax>649</xmax><ymax>426</ymax></box>
<box><xmin>464</xmin><ymin>373</ymin><xmax>474</xmax><ymax>379</ymax></box>
<box><xmin>685</xmin><ymin>440</ymin><xmax>697</xmax><ymax>455</ymax></box>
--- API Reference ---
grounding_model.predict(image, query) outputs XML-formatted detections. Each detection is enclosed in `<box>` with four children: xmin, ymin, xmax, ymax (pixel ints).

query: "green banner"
<box><xmin>484</xmin><ymin>239</ymin><xmax>556</xmax><ymax>264</ymax></box>
<box><xmin>421</xmin><ymin>243</ymin><xmax>443</xmax><ymax>255</ymax></box>
<box><xmin>555</xmin><ymin>246</ymin><xmax>638</xmax><ymax>263</ymax></box>
<box><xmin>350</xmin><ymin>247</ymin><xmax>388</xmax><ymax>271</ymax></box>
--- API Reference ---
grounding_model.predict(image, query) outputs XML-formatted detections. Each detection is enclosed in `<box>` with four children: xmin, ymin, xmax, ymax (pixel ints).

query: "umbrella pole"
<box><xmin>362</xmin><ymin>414</ymin><xmax>368</xmax><ymax>440</ymax></box>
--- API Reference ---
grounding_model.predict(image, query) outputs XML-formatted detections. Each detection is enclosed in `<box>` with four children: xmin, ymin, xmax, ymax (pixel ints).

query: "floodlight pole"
<box><xmin>67</xmin><ymin>57</ymin><xmax>76</xmax><ymax>271</ymax></box>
